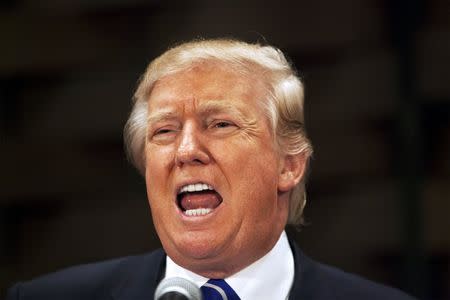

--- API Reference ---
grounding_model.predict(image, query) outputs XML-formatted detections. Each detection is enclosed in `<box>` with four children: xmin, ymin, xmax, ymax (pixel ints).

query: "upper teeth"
<box><xmin>179</xmin><ymin>183</ymin><xmax>214</xmax><ymax>194</ymax></box>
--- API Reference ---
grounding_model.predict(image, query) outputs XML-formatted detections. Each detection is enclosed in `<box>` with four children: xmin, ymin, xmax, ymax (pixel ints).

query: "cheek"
<box><xmin>215</xmin><ymin>136</ymin><xmax>279</xmax><ymax>178</ymax></box>
<box><xmin>146</xmin><ymin>188</ymin><xmax>171</xmax><ymax>229</ymax></box>
<box><xmin>145</xmin><ymin>145</ymin><xmax>174</xmax><ymax>177</ymax></box>
<box><xmin>145</xmin><ymin>147</ymin><xmax>176</xmax><ymax>208</ymax></box>
<box><xmin>225</xmin><ymin>153</ymin><xmax>279</xmax><ymax>208</ymax></box>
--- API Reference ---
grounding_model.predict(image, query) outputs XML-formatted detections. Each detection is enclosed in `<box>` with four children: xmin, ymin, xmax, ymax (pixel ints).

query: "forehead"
<box><xmin>147</xmin><ymin>62</ymin><xmax>268</xmax><ymax>112</ymax></box>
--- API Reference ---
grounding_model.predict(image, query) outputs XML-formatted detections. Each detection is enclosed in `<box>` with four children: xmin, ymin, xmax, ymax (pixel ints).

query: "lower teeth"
<box><xmin>184</xmin><ymin>208</ymin><xmax>212</xmax><ymax>216</ymax></box>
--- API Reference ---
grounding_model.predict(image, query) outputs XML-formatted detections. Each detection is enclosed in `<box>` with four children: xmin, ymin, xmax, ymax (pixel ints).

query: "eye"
<box><xmin>154</xmin><ymin>128</ymin><xmax>173</xmax><ymax>135</ymax></box>
<box><xmin>210</xmin><ymin>120</ymin><xmax>238</xmax><ymax>130</ymax></box>
<box><xmin>214</xmin><ymin>121</ymin><xmax>233</xmax><ymax>128</ymax></box>
<box><xmin>208</xmin><ymin>120</ymin><xmax>239</xmax><ymax>134</ymax></box>
<box><xmin>149</xmin><ymin>125</ymin><xmax>179</xmax><ymax>143</ymax></box>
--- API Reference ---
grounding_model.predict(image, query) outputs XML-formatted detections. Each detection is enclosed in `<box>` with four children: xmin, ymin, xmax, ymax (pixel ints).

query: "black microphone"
<box><xmin>154</xmin><ymin>277</ymin><xmax>202</xmax><ymax>300</ymax></box>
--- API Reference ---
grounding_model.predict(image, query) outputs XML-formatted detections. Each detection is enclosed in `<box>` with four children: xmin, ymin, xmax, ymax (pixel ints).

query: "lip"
<box><xmin>176</xmin><ymin>199</ymin><xmax>224</xmax><ymax>223</ymax></box>
<box><xmin>173</xmin><ymin>179</ymin><xmax>223</xmax><ymax>221</ymax></box>
<box><xmin>174</xmin><ymin>179</ymin><xmax>219</xmax><ymax>199</ymax></box>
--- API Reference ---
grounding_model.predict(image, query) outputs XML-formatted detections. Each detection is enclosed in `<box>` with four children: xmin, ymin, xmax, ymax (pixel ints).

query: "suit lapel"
<box><xmin>289</xmin><ymin>239</ymin><xmax>336</xmax><ymax>300</ymax></box>
<box><xmin>110</xmin><ymin>249</ymin><xmax>166</xmax><ymax>300</ymax></box>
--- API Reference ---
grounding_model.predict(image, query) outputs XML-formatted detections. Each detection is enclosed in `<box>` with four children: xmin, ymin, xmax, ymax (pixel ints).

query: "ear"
<box><xmin>278</xmin><ymin>153</ymin><xmax>307</xmax><ymax>192</ymax></box>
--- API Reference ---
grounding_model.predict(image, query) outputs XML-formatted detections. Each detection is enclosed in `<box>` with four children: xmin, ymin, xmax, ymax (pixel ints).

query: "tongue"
<box><xmin>180</xmin><ymin>191</ymin><xmax>222</xmax><ymax>211</ymax></box>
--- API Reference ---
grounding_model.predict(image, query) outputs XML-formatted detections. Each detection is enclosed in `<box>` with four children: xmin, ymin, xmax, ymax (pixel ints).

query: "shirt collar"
<box><xmin>165</xmin><ymin>230</ymin><xmax>295</xmax><ymax>300</ymax></box>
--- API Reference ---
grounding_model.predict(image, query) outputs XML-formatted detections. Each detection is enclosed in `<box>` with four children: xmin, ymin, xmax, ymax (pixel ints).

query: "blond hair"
<box><xmin>124</xmin><ymin>39</ymin><xmax>313</xmax><ymax>226</ymax></box>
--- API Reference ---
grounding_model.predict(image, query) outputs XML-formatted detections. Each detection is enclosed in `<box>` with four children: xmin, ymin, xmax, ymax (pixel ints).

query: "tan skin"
<box><xmin>145</xmin><ymin>62</ymin><xmax>306</xmax><ymax>278</ymax></box>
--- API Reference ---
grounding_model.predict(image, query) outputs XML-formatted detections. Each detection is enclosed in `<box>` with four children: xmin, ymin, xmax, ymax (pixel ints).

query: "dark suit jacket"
<box><xmin>5</xmin><ymin>241</ymin><xmax>415</xmax><ymax>300</ymax></box>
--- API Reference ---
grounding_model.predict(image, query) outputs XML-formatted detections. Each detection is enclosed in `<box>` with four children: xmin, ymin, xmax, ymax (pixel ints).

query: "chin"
<box><xmin>184</xmin><ymin>237</ymin><xmax>222</xmax><ymax>258</ymax></box>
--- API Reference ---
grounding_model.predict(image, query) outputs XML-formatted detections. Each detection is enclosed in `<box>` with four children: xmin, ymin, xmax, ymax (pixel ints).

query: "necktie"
<box><xmin>201</xmin><ymin>279</ymin><xmax>241</xmax><ymax>300</ymax></box>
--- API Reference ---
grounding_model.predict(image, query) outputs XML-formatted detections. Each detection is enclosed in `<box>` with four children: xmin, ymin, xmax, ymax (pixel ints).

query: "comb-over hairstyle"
<box><xmin>124</xmin><ymin>39</ymin><xmax>313</xmax><ymax>226</ymax></box>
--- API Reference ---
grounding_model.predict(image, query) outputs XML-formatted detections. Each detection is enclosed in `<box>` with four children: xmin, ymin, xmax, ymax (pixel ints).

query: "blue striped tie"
<box><xmin>201</xmin><ymin>279</ymin><xmax>241</xmax><ymax>300</ymax></box>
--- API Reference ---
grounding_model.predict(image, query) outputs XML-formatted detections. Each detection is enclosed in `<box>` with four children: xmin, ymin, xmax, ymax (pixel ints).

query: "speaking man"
<box><xmin>5</xmin><ymin>39</ymin><xmax>415</xmax><ymax>300</ymax></box>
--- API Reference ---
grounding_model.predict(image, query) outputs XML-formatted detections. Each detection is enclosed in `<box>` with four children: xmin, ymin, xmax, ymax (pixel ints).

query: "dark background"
<box><xmin>1</xmin><ymin>0</ymin><xmax>449</xmax><ymax>299</ymax></box>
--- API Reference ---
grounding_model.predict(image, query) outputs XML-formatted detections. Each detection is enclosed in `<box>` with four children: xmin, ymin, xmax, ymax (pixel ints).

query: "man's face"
<box><xmin>145</xmin><ymin>62</ymin><xmax>290</xmax><ymax>277</ymax></box>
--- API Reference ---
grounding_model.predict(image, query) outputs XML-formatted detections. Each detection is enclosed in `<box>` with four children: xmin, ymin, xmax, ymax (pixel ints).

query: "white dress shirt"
<box><xmin>165</xmin><ymin>231</ymin><xmax>295</xmax><ymax>300</ymax></box>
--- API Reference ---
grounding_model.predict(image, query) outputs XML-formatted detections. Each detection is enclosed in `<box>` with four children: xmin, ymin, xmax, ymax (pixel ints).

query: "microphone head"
<box><xmin>154</xmin><ymin>277</ymin><xmax>202</xmax><ymax>300</ymax></box>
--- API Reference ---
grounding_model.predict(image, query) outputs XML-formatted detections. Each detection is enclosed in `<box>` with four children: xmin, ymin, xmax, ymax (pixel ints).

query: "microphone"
<box><xmin>154</xmin><ymin>277</ymin><xmax>202</xmax><ymax>300</ymax></box>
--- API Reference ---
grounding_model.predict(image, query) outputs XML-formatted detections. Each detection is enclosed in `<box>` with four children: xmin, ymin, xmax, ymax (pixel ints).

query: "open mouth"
<box><xmin>177</xmin><ymin>183</ymin><xmax>223</xmax><ymax>217</ymax></box>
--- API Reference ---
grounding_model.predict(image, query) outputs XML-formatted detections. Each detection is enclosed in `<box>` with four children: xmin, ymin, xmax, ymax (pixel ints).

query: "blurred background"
<box><xmin>0</xmin><ymin>0</ymin><xmax>449</xmax><ymax>299</ymax></box>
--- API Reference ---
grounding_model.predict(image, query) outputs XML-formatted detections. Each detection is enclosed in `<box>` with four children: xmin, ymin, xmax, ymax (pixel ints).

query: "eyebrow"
<box><xmin>146</xmin><ymin>100</ymin><xmax>251</xmax><ymax>126</ymax></box>
<box><xmin>197</xmin><ymin>100</ymin><xmax>249</xmax><ymax>122</ymax></box>
<box><xmin>147</xmin><ymin>110</ymin><xmax>179</xmax><ymax>126</ymax></box>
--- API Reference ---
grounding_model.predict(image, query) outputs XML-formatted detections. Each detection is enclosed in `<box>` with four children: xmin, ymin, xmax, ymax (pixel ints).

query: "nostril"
<box><xmin>175</xmin><ymin>146</ymin><xmax>210</xmax><ymax>166</ymax></box>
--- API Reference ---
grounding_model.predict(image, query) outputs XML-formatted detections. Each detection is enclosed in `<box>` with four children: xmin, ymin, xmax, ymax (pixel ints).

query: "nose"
<box><xmin>175</xmin><ymin>123</ymin><xmax>210</xmax><ymax>166</ymax></box>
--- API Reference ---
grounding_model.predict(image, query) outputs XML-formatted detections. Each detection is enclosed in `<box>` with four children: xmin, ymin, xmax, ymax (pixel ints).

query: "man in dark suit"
<box><xmin>5</xmin><ymin>39</ymin><xmax>415</xmax><ymax>300</ymax></box>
